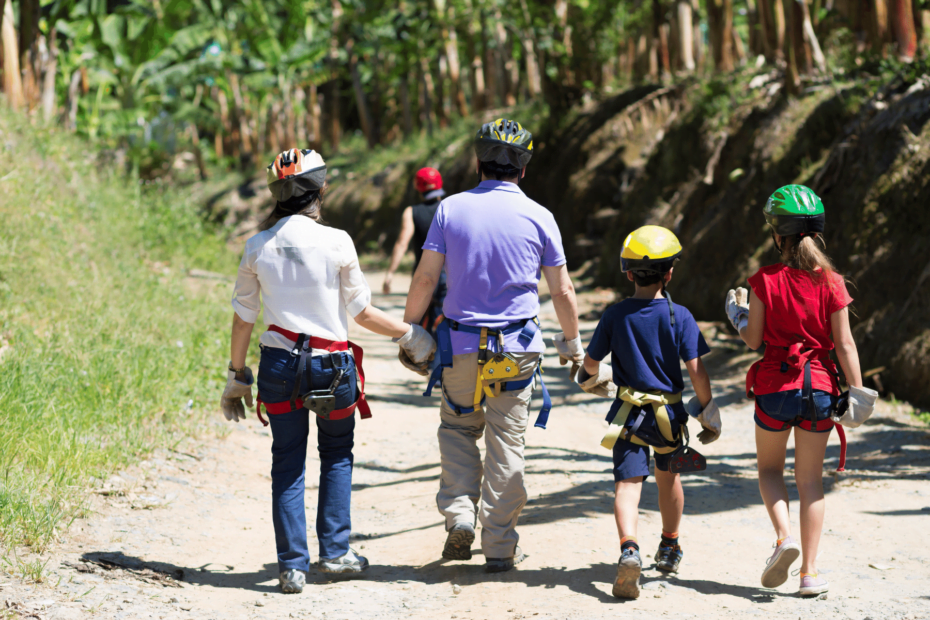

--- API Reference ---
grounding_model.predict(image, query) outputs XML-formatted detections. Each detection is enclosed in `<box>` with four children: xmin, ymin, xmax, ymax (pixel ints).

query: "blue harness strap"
<box><xmin>422</xmin><ymin>317</ymin><xmax>552</xmax><ymax>427</ymax></box>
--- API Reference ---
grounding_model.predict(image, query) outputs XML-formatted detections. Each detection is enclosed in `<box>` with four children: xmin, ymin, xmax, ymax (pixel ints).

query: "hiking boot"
<box><xmin>612</xmin><ymin>547</ymin><xmax>642</xmax><ymax>599</ymax></box>
<box><xmin>799</xmin><ymin>573</ymin><xmax>829</xmax><ymax>597</ymax></box>
<box><xmin>279</xmin><ymin>569</ymin><xmax>306</xmax><ymax>594</ymax></box>
<box><xmin>442</xmin><ymin>523</ymin><xmax>476</xmax><ymax>561</ymax></box>
<box><xmin>485</xmin><ymin>546</ymin><xmax>526</xmax><ymax>573</ymax></box>
<box><xmin>655</xmin><ymin>542</ymin><xmax>683</xmax><ymax>574</ymax></box>
<box><xmin>319</xmin><ymin>549</ymin><xmax>369</xmax><ymax>574</ymax></box>
<box><xmin>761</xmin><ymin>536</ymin><xmax>801</xmax><ymax>588</ymax></box>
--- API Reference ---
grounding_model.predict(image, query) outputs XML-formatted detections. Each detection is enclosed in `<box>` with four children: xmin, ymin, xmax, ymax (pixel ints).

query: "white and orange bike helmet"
<box><xmin>266</xmin><ymin>148</ymin><xmax>327</xmax><ymax>202</ymax></box>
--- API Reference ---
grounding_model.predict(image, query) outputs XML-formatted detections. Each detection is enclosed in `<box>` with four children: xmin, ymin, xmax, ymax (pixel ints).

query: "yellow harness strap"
<box><xmin>600</xmin><ymin>387</ymin><xmax>682</xmax><ymax>453</ymax></box>
<box><xmin>473</xmin><ymin>328</ymin><xmax>521</xmax><ymax>407</ymax></box>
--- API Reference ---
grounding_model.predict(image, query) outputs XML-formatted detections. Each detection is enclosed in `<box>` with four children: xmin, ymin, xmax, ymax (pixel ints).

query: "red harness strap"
<box><xmin>255</xmin><ymin>326</ymin><xmax>371</xmax><ymax>426</ymax></box>
<box><xmin>754</xmin><ymin>401</ymin><xmax>846</xmax><ymax>472</ymax></box>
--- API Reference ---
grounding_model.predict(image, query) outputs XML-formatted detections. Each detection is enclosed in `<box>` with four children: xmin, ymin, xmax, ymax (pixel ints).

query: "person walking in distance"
<box><xmin>725</xmin><ymin>185</ymin><xmax>876</xmax><ymax>597</ymax></box>
<box><xmin>220</xmin><ymin>149</ymin><xmax>435</xmax><ymax>594</ymax></box>
<box><xmin>383</xmin><ymin>167</ymin><xmax>448</xmax><ymax>335</ymax></box>
<box><xmin>400</xmin><ymin>119</ymin><xmax>585</xmax><ymax>573</ymax></box>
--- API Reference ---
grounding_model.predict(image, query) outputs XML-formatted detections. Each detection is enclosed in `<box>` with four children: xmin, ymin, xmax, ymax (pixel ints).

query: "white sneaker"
<box><xmin>279</xmin><ymin>569</ymin><xmax>306</xmax><ymax>593</ymax></box>
<box><xmin>319</xmin><ymin>548</ymin><xmax>369</xmax><ymax>574</ymax></box>
<box><xmin>761</xmin><ymin>536</ymin><xmax>801</xmax><ymax>588</ymax></box>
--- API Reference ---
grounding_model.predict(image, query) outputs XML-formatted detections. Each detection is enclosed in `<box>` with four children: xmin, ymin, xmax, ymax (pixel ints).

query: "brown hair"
<box><xmin>778</xmin><ymin>233</ymin><xmax>836</xmax><ymax>284</ymax></box>
<box><xmin>260</xmin><ymin>184</ymin><xmax>327</xmax><ymax>231</ymax></box>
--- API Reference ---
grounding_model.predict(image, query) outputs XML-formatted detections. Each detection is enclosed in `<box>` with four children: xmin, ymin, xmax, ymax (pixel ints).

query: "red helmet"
<box><xmin>414</xmin><ymin>167</ymin><xmax>443</xmax><ymax>193</ymax></box>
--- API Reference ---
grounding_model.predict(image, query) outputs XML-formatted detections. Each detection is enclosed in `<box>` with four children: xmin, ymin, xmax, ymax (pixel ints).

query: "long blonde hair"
<box><xmin>778</xmin><ymin>233</ymin><xmax>836</xmax><ymax>284</ymax></box>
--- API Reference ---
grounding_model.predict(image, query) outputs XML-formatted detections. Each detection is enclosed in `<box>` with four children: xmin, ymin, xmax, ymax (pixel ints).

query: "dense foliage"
<box><xmin>1</xmin><ymin>0</ymin><xmax>926</xmax><ymax>176</ymax></box>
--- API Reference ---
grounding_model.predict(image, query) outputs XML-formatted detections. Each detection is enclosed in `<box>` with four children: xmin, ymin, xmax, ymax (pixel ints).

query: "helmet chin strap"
<box><xmin>771</xmin><ymin>230</ymin><xmax>783</xmax><ymax>254</ymax></box>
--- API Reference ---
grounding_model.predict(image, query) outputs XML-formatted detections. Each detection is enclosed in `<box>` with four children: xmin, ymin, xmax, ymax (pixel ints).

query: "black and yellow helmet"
<box><xmin>620</xmin><ymin>225</ymin><xmax>683</xmax><ymax>276</ymax></box>
<box><xmin>474</xmin><ymin>118</ymin><xmax>534</xmax><ymax>169</ymax></box>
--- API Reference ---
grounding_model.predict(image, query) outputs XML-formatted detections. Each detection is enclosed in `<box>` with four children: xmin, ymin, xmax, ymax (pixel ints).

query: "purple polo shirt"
<box><xmin>422</xmin><ymin>180</ymin><xmax>566</xmax><ymax>354</ymax></box>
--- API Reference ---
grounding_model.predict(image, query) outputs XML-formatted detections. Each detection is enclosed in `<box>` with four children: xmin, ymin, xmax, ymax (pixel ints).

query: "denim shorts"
<box><xmin>754</xmin><ymin>389</ymin><xmax>836</xmax><ymax>433</ymax></box>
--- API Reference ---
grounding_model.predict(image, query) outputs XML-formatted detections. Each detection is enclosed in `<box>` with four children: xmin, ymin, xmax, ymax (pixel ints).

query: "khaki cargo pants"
<box><xmin>436</xmin><ymin>351</ymin><xmax>540</xmax><ymax>560</ymax></box>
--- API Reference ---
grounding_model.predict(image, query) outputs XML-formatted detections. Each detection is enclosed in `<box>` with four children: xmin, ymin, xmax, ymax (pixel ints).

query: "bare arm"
<box><xmin>230</xmin><ymin>313</ymin><xmax>255</xmax><ymax>377</ymax></box>
<box><xmin>684</xmin><ymin>357</ymin><xmax>712</xmax><ymax>407</ymax></box>
<box><xmin>739</xmin><ymin>289</ymin><xmax>765</xmax><ymax>350</ymax></box>
<box><xmin>582</xmin><ymin>353</ymin><xmax>600</xmax><ymax>376</ymax></box>
<box><xmin>383</xmin><ymin>207</ymin><xmax>415</xmax><ymax>294</ymax></box>
<box><xmin>831</xmin><ymin>307</ymin><xmax>862</xmax><ymax>388</ymax></box>
<box><xmin>404</xmin><ymin>249</ymin><xmax>444</xmax><ymax>324</ymax></box>
<box><xmin>542</xmin><ymin>264</ymin><xmax>579</xmax><ymax>340</ymax></box>
<box><xmin>353</xmin><ymin>304</ymin><xmax>410</xmax><ymax>339</ymax></box>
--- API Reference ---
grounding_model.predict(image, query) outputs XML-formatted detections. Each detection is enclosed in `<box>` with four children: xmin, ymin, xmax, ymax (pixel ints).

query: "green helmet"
<box><xmin>763</xmin><ymin>184</ymin><xmax>825</xmax><ymax>236</ymax></box>
<box><xmin>474</xmin><ymin>118</ymin><xmax>534</xmax><ymax>169</ymax></box>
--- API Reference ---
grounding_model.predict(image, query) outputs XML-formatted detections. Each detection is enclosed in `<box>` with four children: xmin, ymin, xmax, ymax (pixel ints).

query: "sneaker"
<box><xmin>761</xmin><ymin>536</ymin><xmax>801</xmax><ymax>588</ymax></box>
<box><xmin>485</xmin><ymin>546</ymin><xmax>526</xmax><ymax>573</ymax></box>
<box><xmin>319</xmin><ymin>549</ymin><xmax>369</xmax><ymax>574</ymax></box>
<box><xmin>655</xmin><ymin>542</ymin><xmax>683</xmax><ymax>574</ymax></box>
<box><xmin>442</xmin><ymin>522</ymin><xmax>476</xmax><ymax>561</ymax></box>
<box><xmin>612</xmin><ymin>547</ymin><xmax>642</xmax><ymax>599</ymax></box>
<box><xmin>279</xmin><ymin>569</ymin><xmax>306</xmax><ymax>594</ymax></box>
<box><xmin>799</xmin><ymin>573</ymin><xmax>829</xmax><ymax>597</ymax></box>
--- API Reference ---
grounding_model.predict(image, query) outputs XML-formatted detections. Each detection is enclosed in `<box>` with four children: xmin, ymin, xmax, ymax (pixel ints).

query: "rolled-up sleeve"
<box><xmin>338</xmin><ymin>234</ymin><xmax>372</xmax><ymax>318</ymax></box>
<box><xmin>231</xmin><ymin>249</ymin><xmax>261</xmax><ymax>323</ymax></box>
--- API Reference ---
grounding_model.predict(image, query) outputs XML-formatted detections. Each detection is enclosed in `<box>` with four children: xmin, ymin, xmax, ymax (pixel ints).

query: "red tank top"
<box><xmin>746</xmin><ymin>264</ymin><xmax>852</xmax><ymax>396</ymax></box>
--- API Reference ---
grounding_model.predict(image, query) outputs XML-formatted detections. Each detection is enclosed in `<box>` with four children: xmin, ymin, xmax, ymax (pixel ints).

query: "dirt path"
<box><xmin>14</xmin><ymin>273</ymin><xmax>930</xmax><ymax>620</ymax></box>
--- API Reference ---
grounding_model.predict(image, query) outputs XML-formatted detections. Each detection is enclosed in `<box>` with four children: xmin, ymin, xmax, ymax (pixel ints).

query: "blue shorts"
<box><xmin>612</xmin><ymin>438</ymin><xmax>673</xmax><ymax>482</ymax></box>
<box><xmin>754</xmin><ymin>389</ymin><xmax>836</xmax><ymax>433</ymax></box>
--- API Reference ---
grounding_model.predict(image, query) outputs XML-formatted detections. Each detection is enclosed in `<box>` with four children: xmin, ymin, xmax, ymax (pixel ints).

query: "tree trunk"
<box><xmin>419</xmin><ymin>51</ymin><xmax>435</xmax><ymax>136</ymax></box>
<box><xmin>654</xmin><ymin>0</ymin><xmax>671</xmax><ymax>77</ymax></box>
<box><xmin>756</xmin><ymin>0</ymin><xmax>775</xmax><ymax>60</ymax></box>
<box><xmin>784</xmin><ymin>0</ymin><xmax>801</xmax><ymax>94</ymax></box>
<box><xmin>399</xmin><ymin>74</ymin><xmax>413</xmax><ymax>138</ymax></box>
<box><xmin>327</xmin><ymin>0</ymin><xmax>343</xmax><ymax>150</ymax></box>
<box><xmin>799</xmin><ymin>0</ymin><xmax>826</xmax><ymax>71</ymax></box>
<box><xmin>226</xmin><ymin>71</ymin><xmax>253</xmax><ymax>168</ymax></box>
<box><xmin>492</xmin><ymin>8</ymin><xmax>516</xmax><ymax>106</ymax></box>
<box><xmin>692</xmin><ymin>0</ymin><xmax>705</xmax><ymax>72</ymax></box>
<box><xmin>707</xmin><ymin>0</ymin><xmax>735</xmax><ymax>72</ymax></box>
<box><xmin>771</xmin><ymin>0</ymin><xmax>787</xmax><ymax>61</ymax></box>
<box><xmin>308</xmin><ymin>84</ymin><xmax>322</xmax><ymax>150</ymax></box>
<box><xmin>434</xmin><ymin>53</ymin><xmax>448</xmax><ymax>127</ymax></box>
<box><xmin>517</xmin><ymin>0</ymin><xmax>542</xmax><ymax>97</ymax></box>
<box><xmin>792</xmin><ymin>0</ymin><xmax>813</xmax><ymax>74</ymax></box>
<box><xmin>347</xmin><ymin>40</ymin><xmax>377</xmax><ymax>148</ymax></box>
<box><xmin>732</xmin><ymin>21</ymin><xmax>747</xmax><ymax>64</ymax></box>
<box><xmin>890</xmin><ymin>0</ymin><xmax>918</xmax><ymax>60</ymax></box>
<box><xmin>281</xmin><ymin>75</ymin><xmax>296</xmax><ymax>149</ymax></box>
<box><xmin>65</xmin><ymin>69</ymin><xmax>80</xmax><ymax>130</ymax></box>
<box><xmin>464</xmin><ymin>5</ymin><xmax>486</xmax><ymax>111</ymax></box>
<box><xmin>295</xmin><ymin>85</ymin><xmax>307</xmax><ymax>146</ymax></box>
<box><xmin>435</xmin><ymin>1</ymin><xmax>468</xmax><ymax>117</ymax></box>
<box><xmin>19</xmin><ymin>0</ymin><xmax>40</xmax><ymax>108</ymax></box>
<box><xmin>41</xmin><ymin>29</ymin><xmax>58</xmax><ymax>122</ymax></box>
<box><xmin>867</xmin><ymin>0</ymin><xmax>890</xmax><ymax>53</ymax></box>
<box><xmin>677</xmin><ymin>1</ymin><xmax>695</xmax><ymax>71</ymax></box>
<box><xmin>1</xmin><ymin>0</ymin><xmax>24</xmax><ymax>109</ymax></box>
<box><xmin>480</xmin><ymin>8</ymin><xmax>497</xmax><ymax>108</ymax></box>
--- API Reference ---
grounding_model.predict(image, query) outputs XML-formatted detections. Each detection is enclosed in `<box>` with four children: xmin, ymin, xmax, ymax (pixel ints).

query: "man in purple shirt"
<box><xmin>402</xmin><ymin>119</ymin><xmax>585</xmax><ymax>572</ymax></box>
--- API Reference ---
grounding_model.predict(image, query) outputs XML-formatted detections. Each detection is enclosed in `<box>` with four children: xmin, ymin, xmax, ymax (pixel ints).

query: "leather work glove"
<box><xmin>575</xmin><ymin>363</ymin><xmax>617</xmax><ymax>399</ymax></box>
<box><xmin>725</xmin><ymin>287</ymin><xmax>750</xmax><ymax>333</ymax></box>
<box><xmin>396</xmin><ymin>324</ymin><xmax>437</xmax><ymax>376</ymax></box>
<box><xmin>552</xmin><ymin>332</ymin><xmax>585</xmax><ymax>366</ymax></box>
<box><xmin>687</xmin><ymin>396</ymin><xmax>721</xmax><ymax>444</ymax></box>
<box><xmin>221</xmin><ymin>367</ymin><xmax>254</xmax><ymax>423</ymax></box>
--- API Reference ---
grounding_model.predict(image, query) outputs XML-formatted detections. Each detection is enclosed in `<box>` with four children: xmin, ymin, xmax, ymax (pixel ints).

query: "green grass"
<box><xmin>0</xmin><ymin>111</ymin><xmax>242</xmax><ymax>566</ymax></box>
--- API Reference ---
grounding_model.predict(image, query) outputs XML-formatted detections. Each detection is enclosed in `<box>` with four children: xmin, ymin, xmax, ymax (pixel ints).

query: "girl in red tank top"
<box><xmin>724</xmin><ymin>185</ymin><xmax>864</xmax><ymax>598</ymax></box>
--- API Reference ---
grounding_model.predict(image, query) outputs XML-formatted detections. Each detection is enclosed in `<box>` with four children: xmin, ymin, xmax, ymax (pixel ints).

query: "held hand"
<box><xmin>396</xmin><ymin>324</ymin><xmax>437</xmax><ymax>375</ymax></box>
<box><xmin>553</xmin><ymin>332</ymin><xmax>585</xmax><ymax>366</ymax></box>
<box><xmin>220</xmin><ymin>367</ymin><xmax>254</xmax><ymax>423</ymax></box>
<box><xmin>575</xmin><ymin>363</ymin><xmax>617</xmax><ymax>398</ymax></box>
<box><xmin>725</xmin><ymin>288</ymin><xmax>749</xmax><ymax>333</ymax></box>
<box><xmin>687</xmin><ymin>396</ymin><xmax>721</xmax><ymax>444</ymax></box>
<box><xmin>382</xmin><ymin>277</ymin><xmax>392</xmax><ymax>295</ymax></box>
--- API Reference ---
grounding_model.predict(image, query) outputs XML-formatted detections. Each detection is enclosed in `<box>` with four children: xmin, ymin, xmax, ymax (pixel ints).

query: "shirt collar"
<box><xmin>477</xmin><ymin>179</ymin><xmax>525</xmax><ymax>194</ymax></box>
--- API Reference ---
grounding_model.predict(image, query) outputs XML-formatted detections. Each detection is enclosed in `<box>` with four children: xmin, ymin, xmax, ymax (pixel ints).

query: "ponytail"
<box><xmin>779</xmin><ymin>233</ymin><xmax>836</xmax><ymax>286</ymax></box>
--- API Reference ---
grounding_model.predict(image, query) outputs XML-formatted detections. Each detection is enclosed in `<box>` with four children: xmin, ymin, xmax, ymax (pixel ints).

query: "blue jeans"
<box><xmin>755</xmin><ymin>389</ymin><xmax>836</xmax><ymax>433</ymax></box>
<box><xmin>258</xmin><ymin>346</ymin><xmax>359</xmax><ymax>572</ymax></box>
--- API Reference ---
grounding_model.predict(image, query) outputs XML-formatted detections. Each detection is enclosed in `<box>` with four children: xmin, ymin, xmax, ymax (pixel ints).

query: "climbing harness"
<box><xmin>601</xmin><ymin>387</ymin><xmax>683</xmax><ymax>453</ymax></box>
<box><xmin>667</xmin><ymin>426</ymin><xmax>707</xmax><ymax>474</ymax></box>
<box><xmin>747</xmin><ymin>343</ymin><xmax>848</xmax><ymax>471</ymax></box>
<box><xmin>255</xmin><ymin>324</ymin><xmax>370</xmax><ymax>426</ymax></box>
<box><xmin>423</xmin><ymin>317</ymin><xmax>552</xmax><ymax>428</ymax></box>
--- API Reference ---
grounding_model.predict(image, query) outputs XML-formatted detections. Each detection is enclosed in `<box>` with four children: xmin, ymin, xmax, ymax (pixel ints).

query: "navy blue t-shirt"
<box><xmin>587</xmin><ymin>297</ymin><xmax>710</xmax><ymax>395</ymax></box>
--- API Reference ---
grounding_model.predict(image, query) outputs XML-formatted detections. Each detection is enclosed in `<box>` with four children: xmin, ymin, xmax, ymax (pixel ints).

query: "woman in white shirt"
<box><xmin>220</xmin><ymin>149</ymin><xmax>435</xmax><ymax>594</ymax></box>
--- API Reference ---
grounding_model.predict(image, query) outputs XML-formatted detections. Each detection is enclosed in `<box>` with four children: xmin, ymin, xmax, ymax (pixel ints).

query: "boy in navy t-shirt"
<box><xmin>578</xmin><ymin>226</ymin><xmax>721</xmax><ymax>599</ymax></box>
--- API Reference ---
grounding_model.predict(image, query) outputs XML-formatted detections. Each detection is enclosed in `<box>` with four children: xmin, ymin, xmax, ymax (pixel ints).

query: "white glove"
<box><xmin>575</xmin><ymin>363</ymin><xmax>617</xmax><ymax>398</ymax></box>
<box><xmin>221</xmin><ymin>367</ymin><xmax>254</xmax><ymax>422</ymax></box>
<box><xmin>552</xmin><ymin>333</ymin><xmax>585</xmax><ymax>366</ymax></box>
<box><xmin>396</xmin><ymin>324</ymin><xmax>437</xmax><ymax>376</ymax></box>
<box><xmin>834</xmin><ymin>385</ymin><xmax>878</xmax><ymax>428</ymax></box>
<box><xmin>725</xmin><ymin>287</ymin><xmax>749</xmax><ymax>333</ymax></box>
<box><xmin>686</xmin><ymin>396</ymin><xmax>721</xmax><ymax>444</ymax></box>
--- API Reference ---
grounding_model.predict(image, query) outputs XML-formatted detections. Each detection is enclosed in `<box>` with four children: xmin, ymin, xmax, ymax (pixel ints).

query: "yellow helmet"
<box><xmin>620</xmin><ymin>225</ymin><xmax>683</xmax><ymax>275</ymax></box>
